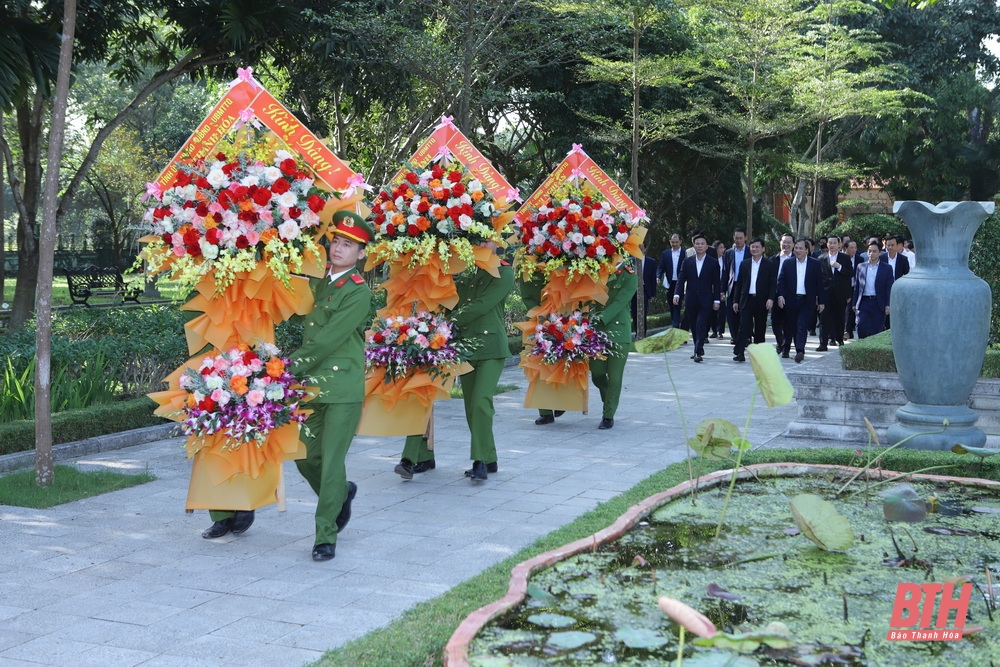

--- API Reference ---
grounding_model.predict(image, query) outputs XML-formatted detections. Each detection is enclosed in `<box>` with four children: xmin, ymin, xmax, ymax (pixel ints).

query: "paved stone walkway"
<box><xmin>0</xmin><ymin>335</ymin><xmax>839</xmax><ymax>666</ymax></box>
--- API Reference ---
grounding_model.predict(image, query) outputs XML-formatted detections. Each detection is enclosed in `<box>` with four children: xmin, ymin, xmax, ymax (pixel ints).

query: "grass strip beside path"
<box><xmin>0</xmin><ymin>464</ymin><xmax>155</xmax><ymax>508</ymax></box>
<box><xmin>315</xmin><ymin>447</ymin><xmax>1000</xmax><ymax>667</ymax></box>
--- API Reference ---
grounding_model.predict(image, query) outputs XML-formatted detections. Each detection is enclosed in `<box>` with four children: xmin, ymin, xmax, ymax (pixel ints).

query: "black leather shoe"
<box><xmin>598</xmin><ymin>418</ymin><xmax>614</xmax><ymax>430</ymax></box>
<box><xmin>734</xmin><ymin>354</ymin><xmax>746</xmax><ymax>362</ymax></box>
<box><xmin>469</xmin><ymin>460</ymin><xmax>488</xmax><ymax>481</ymax></box>
<box><xmin>413</xmin><ymin>459</ymin><xmax>435</xmax><ymax>473</ymax></box>
<box><xmin>694</xmin><ymin>355</ymin><xmax>703</xmax><ymax>363</ymax></box>
<box><xmin>815</xmin><ymin>345</ymin><xmax>828</xmax><ymax>352</ymax></box>
<box><xmin>795</xmin><ymin>351</ymin><xmax>804</xmax><ymax>363</ymax></box>
<box><xmin>231</xmin><ymin>510</ymin><xmax>255</xmax><ymax>534</ymax></box>
<box><xmin>335</xmin><ymin>482</ymin><xmax>357</xmax><ymax>533</ymax></box>
<box><xmin>709</xmin><ymin>332</ymin><xmax>718</xmax><ymax>339</ymax></box>
<box><xmin>690</xmin><ymin>353</ymin><xmax>696</xmax><ymax>359</ymax></box>
<box><xmin>535</xmin><ymin>415</ymin><xmax>555</xmax><ymax>425</ymax></box>
<box><xmin>781</xmin><ymin>351</ymin><xmax>790</xmax><ymax>359</ymax></box>
<box><xmin>465</xmin><ymin>462</ymin><xmax>498</xmax><ymax>476</ymax></box>
<box><xmin>202</xmin><ymin>519</ymin><xmax>233</xmax><ymax>539</ymax></box>
<box><xmin>394</xmin><ymin>459</ymin><xmax>415</xmax><ymax>480</ymax></box>
<box><xmin>312</xmin><ymin>543</ymin><xmax>336</xmax><ymax>561</ymax></box>
<box><xmin>554</xmin><ymin>411</ymin><xmax>565</xmax><ymax>417</ymax></box>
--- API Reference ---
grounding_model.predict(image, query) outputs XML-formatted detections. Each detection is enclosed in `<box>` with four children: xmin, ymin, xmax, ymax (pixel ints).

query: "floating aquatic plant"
<box><xmin>788</xmin><ymin>494</ymin><xmax>855</xmax><ymax>551</ymax></box>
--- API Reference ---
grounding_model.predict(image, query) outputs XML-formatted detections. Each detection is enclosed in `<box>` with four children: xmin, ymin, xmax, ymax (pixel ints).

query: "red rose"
<box><xmin>174</xmin><ymin>172</ymin><xmax>192</xmax><ymax>187</ymax></box>
<box><xmin>205</xmin><ymin>228</ymin><xmax>222</xmax><ymax>245</ymax></box>
<box><xmin>221</xmin><ymin>162</ymin><xmax>238</xmax><ymax>176</ymax></box>
<box><xmin>307</xmin><ymin>194</ymin><xmax>325</xmax><ymax>213</ymax></box>
<box><xmin>451</xmin><ymin>183</ymin><xmax>466</xmax><ymax>196</ymax></box>
<box><xmin>286</xmin><ymin>206</ymin><xmax>302</xmax><ymax>220</ymax></box>
<box><xmin>373</xmin><ymin>332</ymin><xmax>385</xmax><ymax>344</ymax></box>
<box><xmin>216</xmin><ymin>152</ymin><xmax>227</xmax><ymax>161</ymax></box>
<box><xmin>431</xmin><ymin>165</ymin><xmax>444</xmax><ymax>180</ymax></box>
<box><xmin>198</xmin><ymin>396</ymin><xmax>216</xmax><ymax>412</ymax></box>
<box><xmin>280</xmin><ymin>158</ymin><xmax>298</xmax><ymax>175</ymax></box>
<box><xmin>252</xmin><ymin>188</ymin><xmax>272</xmax><ymax>207</ymax></box>
<box><xmin>549</xmin><ymin>245</ymin><xmax>562</xmax><ymax>256</ymax></box>
<box><xmin>271</xmin><ymin>178</ymin><xmax>291</xmax><ymax>194</ymax></box>
<box><xmin>161</xmin><ymin>233</ymin><xmax>172</xmax><ymax>245</ymax></box>
<box><xmin>195</xmin><ymin>203</ymin><xmax>209</xmax><ymax>217</ymax></box>
<box><xmin>447</xmin><ymin>171</ymin><xmax>461</xmax><ymax>183</ymax></box>
<box><xmin>385</xmin><ymin>223</ymin><xmax>396</xmax><ymax>236</ymax></box>
<box><xmin>217</xmin><ymin>191</ymin><xmax>232</xmax><ymax>208</ymax></box>
<box><xmin>374</xmin><ymin>214</ymin><xmax>386</xmax><ymax>225</ymax></box>
<box><xmin>182</xmin><ymin>200</ymin><xmax>196</xmax><ymax>209</ymax></box>
<box><xmin>440</xmin><ymin>188</ymin><xmax>452</xmax><ymax>200</ymax></box>
<box><xmin>580</xmin><ymin>206</ymin><xmax>592</xmax><ymax>217</ymax></box>
<box><xmin>586</xmin><ymin>245</ymin><xmax>597</xmax><ymax>258</ymax></box>
<box><xmin>407</xmin><ymin>224</ymin><xmax>420</xmax><ymax>236</ymax></box>
<box><xmin>416</xmin><ymin>200</ymin><xmax>430</xmax><ymax>214</ymax></box>
<box><xmin>236</xmin><ymin>235</ymin><xmax>249</xmax><ymax>249</ymax></box>
<box><xmin>618</xmin><ymin>223</ymin><xmax>628</xmax><ymax>233</ymax></box>
<box><xmin>153</xmin><ymin>207</ymin><xmax>169</xmax><ymax>220</ymax></box>
<box><xmin>233</xmin><ymin>185</ymin><xmax>249</xmax><ymax>200</ymax></box>
<box><xmin>582</xmin><ymin>196</ymin><xmax>592</xmax><ymax>205</ymax></box>
<box><xmin>405</xmin><ymin>172</ymin><xmax>419</xmax><ymax>184</ymax></box>
<box><xmin>195</xmin><ymin>177</ymin><xmax>210</xmax><ymax>189</ymax></box>
<box><xmin>186</xmin><ymin>243</ymin><xmax>202</xmax><ymax>257</ymax></box>
<box><xmin>242</xmin><ymin>351</ymin><xmax>256</xmax><ymax>365</ymax></box>
<box><xmin>183</xmin><ymin>228</ymin><xmax>201</xmax><ymax>245</ymax></box>
<box><xmin>602</xmin><ymin>238</ymin><xmax>615</xmax><ymax>254</ymax></box>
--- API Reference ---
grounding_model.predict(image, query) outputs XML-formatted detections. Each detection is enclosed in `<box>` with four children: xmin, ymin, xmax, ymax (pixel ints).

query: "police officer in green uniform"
<box><xmin>395</xmin><ymin>242</ymin><xmax>513</xmax><ymax>481</ymax></box>
<box><xmin>590</xmin><ymin>260</ymin><xmax>637</xmax><ymax>430</ymax></box>
<box><xmin>288</xmin><ymin>210</ymin><xmax>373</xmax><ymax>561</ymax></box>
<box><xmin>520</xmin><ymin>273</ymin><xmax>566</xmax><ymax>426</ymax></box>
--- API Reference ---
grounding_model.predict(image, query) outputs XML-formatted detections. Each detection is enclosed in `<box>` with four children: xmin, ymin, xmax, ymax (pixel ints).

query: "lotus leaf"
<box><xmin>881</xmin><ymin>484</ymin><xmax>927</xmax><ymax>523</ymax></box>
<box><xmin>789</xmin><ymin>494</ymin><xmax>854</xmax><ymax>551</ymax></box>
<box><xmin>746</xmin><ymin>343</ymin><xmax>793</xmax><ymax>406</ymax></box>
<box><xmin>634</xmin><ymin>327</ymin><xmax>690</xmax><ymax>353</ymax></box>
<box><xmin>526</xmin><ymin>613</ymin><xmax>576</xmax><ymax>629</ymax></box>
<box><xmin>688</xmin><ymin>419</ymin><xmax>742</xmax><ymax>460</ymax></box>
<box><xmin>614</xmin><ymin>626</ymin><xmax>669</xmax><ymax>649</ymax></box>
<box><xmin>545</xmin><ymin>630</ymin><xmax>596</xmax><ymax>651</ymax></box>
<box><xmin>684</xmin><ymin>652</ymin><xmax>759</xmax><ymax>666</ymax></box>
<box><xmin>693</xmin><ymin>622</ymin><xmax>794</xmax><ymax>652</ymax></box>
<box><xmin>526</xmin><ymin>583</ymin><xmax>557</xmax><ymax>605</ymax></box>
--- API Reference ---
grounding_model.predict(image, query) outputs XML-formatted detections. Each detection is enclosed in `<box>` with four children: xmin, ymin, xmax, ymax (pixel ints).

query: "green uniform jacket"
<box><xmin>594</xmin><ymin>266</ymin><xmax>637</xmax><ymax>354</ymax></box>
<box><xmin>291</xmin><ymin>270</ymin><xmax>372</xmax><ymax>403</ymax></box>
<box><xmin>453</xmin><ymin>264</ymin><xmax>515</xmax><ymax>360</ymax></box>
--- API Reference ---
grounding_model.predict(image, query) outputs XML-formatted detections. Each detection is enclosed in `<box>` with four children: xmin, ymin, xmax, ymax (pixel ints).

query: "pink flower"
<box><xmin>245</xmin><ymin>230</ymin><xmax>260</xmax><ymax>245</ymax></box>
<box><xmin>213</xmin><ymin>357</ymin><xmax>231</xmax><ymax>372</ymax></box>
<box><xmin>245</xmin><ymin>389</ymin><xmax>265</xmax><ymax>407</ymax></box>
<box><xmin>172</xmin><ymin>245</ymin><xmax>186</xmax><ymax>257</ymax></box>
<box><xmin>658</xmin><ymin>597</ymin><xmax>716</xmax><ymax>638</ymax></box>
<box><xmin>210</xmin><ymin>388</ymin><xmax>232</xmax><ymax>406</ymax></box>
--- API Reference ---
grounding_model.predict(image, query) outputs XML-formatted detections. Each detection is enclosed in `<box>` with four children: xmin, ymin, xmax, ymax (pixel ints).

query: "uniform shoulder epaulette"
<box><xmin>334</xmin><ymin>277</ymin><xmax>348</xmax><ymax>287</ymax></box>
<box><xmin>623</xmin><ymin>265</ymin><xmax>635</xmax><ymax>274</ymax></box>
<box><xmin>500</xmin><ymin>259</ymin><xmax>510</xmax><ymax>266</ymax></box>
<box><xmin>350</xmin><ymin>274</ymin><xmax>365</xmax><ymax>284</ymax></box>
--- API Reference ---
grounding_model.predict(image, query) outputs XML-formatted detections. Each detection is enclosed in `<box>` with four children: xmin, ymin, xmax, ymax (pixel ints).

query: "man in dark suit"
<box><xmin>776</xmin><ymin>238</ymin><xmax>826</xmax><ymax>363</ymax></box>
<box><xmin>657</xmin><ymin>233</ymin><xmax>685</xmax><ymax>329</ymax></box>
<box><xmin>817</xmin><ymin>234</ymin><xmax>854</xmax><ymax>350</ymax></box>
<box><xmin>770</xmin><ymin>232</ymin><xmax>795</xmax><ymax>357</ymax></box>
<box><xmin>673</xmin><ymin>234</ymin><xmax>721</xmax><ymax>363</ymax></box>
<box><xmin>723</xmin><ymin>227</ymin><xmax>748</xmax><ymax>344</ymax></box>
<box><xmin>731</xmin><ymin>237</ymin><xmax>777</xmax><ymax>362</ymax></box>
<box><xmin>631</xmin><ymin>243</ymin><xmax>658</xmax><ymax>330</ymax></box>
<box><xmin>855</xmin><ymin>239</ymin><xmax>894</xmax><ymax>338</ymax></box>
<box><xmin>843</xmin><ymin>239</ymin><xmax>859</xmax><ymax>339</ymax></box>
<box><xmin>880</xmin><ymin>235</ymin><xmax>909</xmax><ymax>330</ymax></box>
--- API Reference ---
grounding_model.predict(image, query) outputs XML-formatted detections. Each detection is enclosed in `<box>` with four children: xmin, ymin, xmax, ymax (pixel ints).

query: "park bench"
<box><xmin>64</xmin><ymin>265</ymin><xmax>142</xmax><ymax>306</ymax></box>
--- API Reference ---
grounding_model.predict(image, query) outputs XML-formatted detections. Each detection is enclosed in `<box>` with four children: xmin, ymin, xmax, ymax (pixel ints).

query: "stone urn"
<box><xmin>888</xmin><ymin>200</ymin><xmax>994</xmax><ymax>450</ymax></box>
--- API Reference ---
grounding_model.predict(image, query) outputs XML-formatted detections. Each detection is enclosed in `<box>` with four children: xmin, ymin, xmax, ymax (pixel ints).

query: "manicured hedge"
<box><xmin>840</xmin><ymin>330</ymin><xmax>1000</xmax><ymax>377</ymax></box>
<box><xmin>0</xmin><ymin>397</ymin><xmax>168</xmax><ymax>456</ymax></box>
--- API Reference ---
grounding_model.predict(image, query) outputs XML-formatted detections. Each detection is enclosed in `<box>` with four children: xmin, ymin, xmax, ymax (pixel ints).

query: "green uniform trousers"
<box><xmin>209</xmin><ymin>510</ymin><xmax>235</xmax><ymax>522</ymax></box>
<box><xmin>462</xmin><ymin>358</ymin><xmax>504</xmax><ymax>463</ymax></box>
<box><xmin>295</xmin><ymin>401</ymin><xmax>362</xmax><ymax>545</ymax></box>
<box><xmin>402</xmin><ymin>434</ymin><xmax>433</xmax><ymax>463</ymax></box>
<box><xmin>590</xmin><ymin>354</ymin><xmax>628</xmax><ymax>420</ymax></box>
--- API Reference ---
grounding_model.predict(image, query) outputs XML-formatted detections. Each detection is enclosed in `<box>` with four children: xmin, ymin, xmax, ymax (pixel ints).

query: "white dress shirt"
<box><xmin>795</xmin><ymin>258</ymin><xmax>808</xmax><ymax>295</ymax></box>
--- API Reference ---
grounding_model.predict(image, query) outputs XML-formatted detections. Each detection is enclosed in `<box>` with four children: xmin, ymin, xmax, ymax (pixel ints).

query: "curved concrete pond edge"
<box><xmin>442</xmin><ymin>462</ymin><xmax>1000</xmax><ymax>666</ymax></box>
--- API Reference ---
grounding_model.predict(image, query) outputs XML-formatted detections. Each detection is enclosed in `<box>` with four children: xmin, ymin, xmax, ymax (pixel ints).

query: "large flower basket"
<box><xmin>184</xmin><ymin>422</ymin><xmax>307</xmax><ymax>510</ymax></box>
<box><xmin>521</xmin><ymin>355</ymin><xmax>589</xmax><ymax>413</ymax></box>
<box><xmin>356</xmin><ymin>364</ymin><xmax>470</xmax><ymax>436</ymax></box>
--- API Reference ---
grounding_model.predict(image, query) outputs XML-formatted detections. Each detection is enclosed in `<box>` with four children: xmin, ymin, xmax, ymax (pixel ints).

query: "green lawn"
<box><xmin>315</xmin><ymin>447</ymin><xmax>1000</xmax><ymax>666</ymax></box>
<box><xmin>0</xmin><ymin>463</ymin><xmax>155</xmax><ymax>508</ymax></box>
<box><xmin>2</xmin><ymin>277</ymin><xmax>74</xmax><ymax>307</ymax></box>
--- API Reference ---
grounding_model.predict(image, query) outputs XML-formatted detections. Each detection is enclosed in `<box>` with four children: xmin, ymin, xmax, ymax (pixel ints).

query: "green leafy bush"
<box><xmin>841</xmin><ymin>330</ymin><xmax>1000</xmax><ymax>377</ymax></box>
<box><xmin>0</xmin><ymin>397</ymin><xmax>169</xmax><ymax>455</ymax></box>
<box><xmin>830</xmin><ymin>213</ymin><xmax>909</xmax><ymax>244</ymax></box>
<box><xmin>970</xmin><ymin>213</ymin><xmax>1000</xmax><ymax>343</ymax></box>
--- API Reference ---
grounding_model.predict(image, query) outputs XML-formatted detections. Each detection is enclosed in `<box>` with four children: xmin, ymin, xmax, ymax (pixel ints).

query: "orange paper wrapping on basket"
<box><xmin>520</xmin><ymin>354</ymin><xmax>590</xmax><ymax>391</ymax></box>
<box><xmin>377</xmin><ymin>254</ymin><xmax>462</xmax><ymax>313</ymax></box>
<box><xmin>364</xmin><ymin>366</ymin><xmax>451</xmax><ymax>411</ymax></box>
<box><xmin>520</xmin><ymin>354</ymin><xmax>590</xmax><ymax>413</ymax></box>
<box><xmin>539</xmin><ymin>267</ymin><xmax>610</xmax><ymax>312</ymax></box>
<box><xmin>180</xmin><ymin>266</ymin><xmax>314</xmax><ymax>355</ymax></box>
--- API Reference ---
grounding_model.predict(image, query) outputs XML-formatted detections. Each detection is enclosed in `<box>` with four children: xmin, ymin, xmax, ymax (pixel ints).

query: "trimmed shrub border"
<box><xmin>0</xmin><ymin>397</ymin><xmax>174</xmax><ymax>472</ymax></box>
<box><xmin>840</xmin><ymin>330</ymin><xmax>1000</xmax><ymax>377</ymax></box>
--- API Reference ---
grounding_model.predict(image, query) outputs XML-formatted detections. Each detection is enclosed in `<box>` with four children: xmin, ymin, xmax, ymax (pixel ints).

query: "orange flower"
<box><xmin>433</xmin><ymin>206</ymin><xmax>447</xmax><ymax>220</ymax></box>
<box><xmin>564</xmin><ymin>339</ymin><xmax>576</xmax><ymax>351</ymax></box>
<box><xmin>396</xmin><ymin>333</ymin><xmax>409</xmax><ymax>345</ymax></box>
<box><xmin>429</xmin><ymin>178</ymin><xmax>442</xmax><ymax>188</ymax></box>
<box><xmin>429</xmin><ymin>333</ymin><xmax>447</xmax><ymax>349</ymax></box>
<box><xmin>229</xmin><ymin>375</ymin><xmax>249</xmax><ymax>395</ymax></box>
<box><xmin>392</xmin><ymin>213</ymin><xmax>406</xmax><ymax>226</ymax></box>
<box><xmin>260</xmin><ymin>228</ymin><xmax>279</xmax><ymax>243</ymax></box>
<box><xmin>237</xmin><ymin>343</ymin><xmax>251</xmax><ymax>352</ymax></box>
<box><xmin>471</xmin><ymin>191</ymin><xmax>484</xmax><ymax>202</ymax></box>
<box><xmin>266</xmin><ymin>358</ymin><xmax>285</xmax><ymax>378</ymax></box>
<box><xmin>238</xmin><ymin>199</ymin><xmax>255</xmax><ymax>212</ymax></box>
<box><xmin>383</xmin><ymin>201</ymin><xmax>397</xmax><ymax>212</ymax></box>
<box><xmin>416</xmin><ymin>216</ymin><xmax>430</xmax><ymax>231</ymax></box>
<box><xmin>186</xmin><ymin>394</ymin><xmax>198</xmax><ymax>408</ymax></box>
<box><xmin>203</xmin><ymin>213</ymin><xmax>218</xmax><ymax>229</ymax></box>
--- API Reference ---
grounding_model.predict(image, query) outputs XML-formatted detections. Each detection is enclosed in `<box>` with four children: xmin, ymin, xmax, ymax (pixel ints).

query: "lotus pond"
<box><xmin>468</xmin><ymin>471</ymin><xmax>1000</xmax><ymax>666</ymax></box>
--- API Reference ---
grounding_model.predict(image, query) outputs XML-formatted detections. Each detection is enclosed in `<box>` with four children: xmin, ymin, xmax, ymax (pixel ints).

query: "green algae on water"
<box><xmin>469</xmin><ymin>474</ymin><xmax>1000</xmax><ymax>666</ymax></box>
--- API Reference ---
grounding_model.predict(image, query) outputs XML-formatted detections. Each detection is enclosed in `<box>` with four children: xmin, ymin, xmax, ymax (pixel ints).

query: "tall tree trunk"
<box><xmin>817</xmin><ymin>178</ymin><xmax>840</xmax><ymax>223</ymax></box>
<box><xmin>9</xmin><ymin>95</ymin><xmax>45</xmax><ymax>331</ymax></box>
<box><xmin>745</xmin><ymin>147</ymin><xmax>755</xmax><ymax>239</ymax></box>
<box><xmin>35</xmin><ymin>0</ymin><xmax>77</xmax><ymax>487</ymax></box>
<box><xmin>789</xmin><ymin>177</ymin><xmax>809</xmax><ymax>239</ymax></box>
<box><xmin>631</xmin><ymin>7</ymin><xmax>645</xmax><ymax>339</ymax></box>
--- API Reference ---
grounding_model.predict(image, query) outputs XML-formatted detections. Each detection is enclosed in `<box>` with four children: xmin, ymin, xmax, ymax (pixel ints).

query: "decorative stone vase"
<box><xmin>888</xmin><ymin>200</ymin><xmax>994</xmax><ymax>450</ymax></box>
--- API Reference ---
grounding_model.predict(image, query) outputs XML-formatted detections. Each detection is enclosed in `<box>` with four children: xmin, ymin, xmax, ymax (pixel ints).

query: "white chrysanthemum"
<box><xmin>204</xmin><ymin>376</ymin><xmax>224</xmax><ymax>390</ymax></box>
<box><xmin>263</xmin><ymin>166</ymin><xmax>282</xmax><ymax>182</ymax></box>
<box><xmin>259</xmin><ymin>342</ymin><xmax>280</xmax><ymax>357</ymax></box>
<box><xmin>595</xmin><ymin>246</ymin><xmax>607</xmax><ymax>257</ymax></box>
<box><xmin>468</xmin><ymin>180</ymin><xmax>483</xmax><ymax>192</ymax></box>
<box><xmin>206</xmin><ymin>169</ymin><xmax>229</xmax><ymax>189</ymax></box>
<box><xmin>240</xmin><ymin>176</ymin><xmax>259</xmax><ymax>187</ymax></box>
<box><xmin>407</xmin><ymin>214</ymin><xmax>419</xmax><ymax>225</ymax></box>
<box><xmin>583</xmin><ymin>235</ymin><xmax>595</xmax><ymax>244</ymax></box>
<box><xmin>436</xmin><ymin>220</ymin><xmax>453</xmax><ymax>234</ymax></box>
<box><xmin>299</xmin><ymin>209</ymin><xmax>319</xmax><ymax>228</ymax></box>
<box><xmin>160</xmin><ymin>219</ymin><xmax>174</xmax><ymax>233</ymax></box>
<box><xmin>447</xmin><ymin>197</ymin><xmax>462</xmax><ymax>208</ymax></box>
<box><xmin>458</xmin><ymin>214</ymin><xmax>473</xmax><ymax>231</ymax></box>
<box><xmin>265</xmin><ymin>385</ymin><xmax>284</xmax><ymax>400</ymax></box>
<box><xmin>278</xmin><ymin>220</ymin><xmax>300</xmax><ymax>240</ymax></box>
<box><xmin>616</xmin><ymin>231</ymin><xmax>629</xmax><ymax>243</ymax></box>
<box><xmin>460</xmin><ymin>194</ymin><xmax>472</xmax><ymax>205</ymax></box>
<box><xmin>571</xmin><ymin>232</ymin><xmax>584</xmax><ymax>244</ymax></box>
<box><xmin>199</xmin><ymin>240</ymin><xmax>219</xmax><ymax>259</ymax></box>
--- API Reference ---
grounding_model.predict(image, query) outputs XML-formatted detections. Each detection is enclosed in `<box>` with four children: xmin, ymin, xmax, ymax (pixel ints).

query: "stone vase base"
<box><xmin>887</xmin><ymin>402</ymin><xmax>986</xmax><ymax>450</ymax></box>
